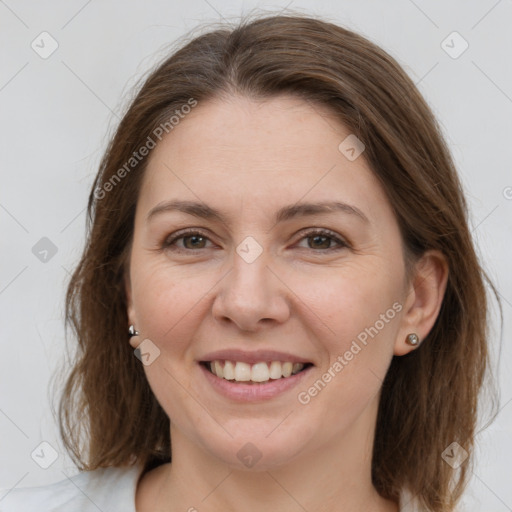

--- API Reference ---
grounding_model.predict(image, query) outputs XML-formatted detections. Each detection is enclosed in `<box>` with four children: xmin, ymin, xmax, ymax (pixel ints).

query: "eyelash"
<box><xmin>161</xmin><ymin>228</ymin><xmax>349</xmax><ymax>253</ymax></box>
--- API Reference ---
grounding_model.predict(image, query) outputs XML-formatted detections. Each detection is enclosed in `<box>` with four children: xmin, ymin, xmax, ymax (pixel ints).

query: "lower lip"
<box><xmin>199</xmin><ymin>363</ymin><xmax>312</xmax><ymax>402</ymax></box>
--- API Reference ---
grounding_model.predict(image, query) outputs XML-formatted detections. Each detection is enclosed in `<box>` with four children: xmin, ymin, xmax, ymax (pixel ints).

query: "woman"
<box><xmin>1</xmin><ymin>13</ymin><xmax>497</xmax><ymax>512</ymax></box>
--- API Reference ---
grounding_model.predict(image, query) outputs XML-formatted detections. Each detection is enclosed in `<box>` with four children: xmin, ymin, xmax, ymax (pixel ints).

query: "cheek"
<box><xmin>130</xmin><ymin>261</ymin><xmax>212</xmax><ymax>424</ymax></box>
<box><xmin>131</xmin><ymin>258</ymin><xmax>197</xmax><ymax>347</ymax></box>
<box><xmin>130</xmin><ymin>255</ymin><xmax>232</xmax><ymax>364</ymax></box>
<box><xmin>303</xmin><ymin>261</ymin><xmax>402</xmax><ymax>352</ymax></box>
<box><xmin>293</xmin><ymin>268</ymin><xmax>400</xmax><ymax>433</ymax></box>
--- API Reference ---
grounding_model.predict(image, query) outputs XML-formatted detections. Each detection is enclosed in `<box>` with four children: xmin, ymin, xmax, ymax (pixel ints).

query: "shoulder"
<box><xmin>0</xmin><ymin>464</ymin><xmax>143</xmax><ymax>512</ymax></box>
<box><xmin>399</xmin><ymin>487</ymin><xmax>422</xmax><ymax>512</ymax></box>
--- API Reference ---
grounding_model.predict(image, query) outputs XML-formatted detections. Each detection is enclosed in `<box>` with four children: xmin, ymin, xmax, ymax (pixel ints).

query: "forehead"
<box><xmin>137</xmin><ymin>95</ymin><xmax>393</xmax><ymax>225</ymax></box>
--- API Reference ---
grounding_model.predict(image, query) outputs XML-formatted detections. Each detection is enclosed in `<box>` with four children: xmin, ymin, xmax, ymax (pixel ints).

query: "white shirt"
<box><xmin>0</xmin><ymin>464</ymin><xmax>421</xmax><ymax>511</ymax></box>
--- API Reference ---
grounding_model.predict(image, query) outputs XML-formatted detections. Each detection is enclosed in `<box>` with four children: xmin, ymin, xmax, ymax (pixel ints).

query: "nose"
<box><xmin>211</xmin><ymin>250</ymin><xmax>291</xmax><ymax>332</ymax></box>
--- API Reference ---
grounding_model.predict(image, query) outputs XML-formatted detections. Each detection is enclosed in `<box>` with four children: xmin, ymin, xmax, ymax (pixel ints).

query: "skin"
<box><xmin>125</xmin><ymin>95</ymin><xmax>448</xmax><ymax>511</ymax></box>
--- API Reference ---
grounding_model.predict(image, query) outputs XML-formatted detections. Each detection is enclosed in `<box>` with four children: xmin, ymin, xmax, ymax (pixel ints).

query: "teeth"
<box><xmin>251</xmin><ymin>362</ymin><xmax>270</xmax><ymax>382</ymax></box>
<box><xmin>234</xmin><ymin>362</ymin><xmax>251</xmax><ymax>381</ymax></box>
<box><xmin>282</xmin><ymin>362</ymin><xmax>293</xmax><ymax>378</ymax></box>
<box><xmin>269</xmin><ymin>361</ymin><xmax>282</xmax><ymax>379</ymax></box>
<box><xmin>292</xmin><ymin>363</ymin><xmax>303</xmax><ymax>375</ymax></box>
<box><xmin>208</xmin><ymin>360</ymin><xmax>306</xmax><ymax>383</ymax></box>
<box><xmin>213</xmin><ymin>360</ymin><xmax>224</xmax><ymax>378</ymax></box>
<box><xmin>223</xmin><ymin>360</ymin><xmax>235</xmax><ymax>380</ymax></box>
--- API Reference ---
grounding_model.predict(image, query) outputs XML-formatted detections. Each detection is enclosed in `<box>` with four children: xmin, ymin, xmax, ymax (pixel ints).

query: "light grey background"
<box><xmin>1</xmin><ymin>0</ymin><xmax>511</xmax><ymax>509</ymax></box>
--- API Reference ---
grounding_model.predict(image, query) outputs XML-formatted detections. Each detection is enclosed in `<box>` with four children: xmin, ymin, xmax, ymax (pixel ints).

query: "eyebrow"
<box><xmin>146</xmin><ymin>199</ymin><xmax>369</xmax><ymax>225</ymax></box>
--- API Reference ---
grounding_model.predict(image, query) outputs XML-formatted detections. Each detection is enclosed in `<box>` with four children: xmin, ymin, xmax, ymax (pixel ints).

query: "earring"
<box><xmin>128</xmin><ymin>325</ymin><xmax>139</xmax><ymax>337</ymax></box>
<box><xmin>406</xmin><ymin>333</ymin><xmax>420</xmax><ymax>346</ymax></box>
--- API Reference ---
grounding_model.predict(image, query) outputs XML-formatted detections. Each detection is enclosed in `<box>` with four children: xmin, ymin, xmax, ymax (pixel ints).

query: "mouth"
<box><xmin>200</xmin><ymin>360</ymin><xmax>314</xmax><ymax>384</ymax></box>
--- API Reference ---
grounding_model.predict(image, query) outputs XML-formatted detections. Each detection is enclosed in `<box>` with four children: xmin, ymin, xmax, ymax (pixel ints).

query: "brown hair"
<box><xmin>58</xmin><ymin>13</ymin><xmax>499</xmax><ymax>511</ymax></box>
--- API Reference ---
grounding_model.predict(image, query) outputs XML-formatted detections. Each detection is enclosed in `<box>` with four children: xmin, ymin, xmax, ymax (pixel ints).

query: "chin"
<box><xmin>196</xmin><ymin>423</ymin><xmax>314</xmax><ymax>472</ymax></box>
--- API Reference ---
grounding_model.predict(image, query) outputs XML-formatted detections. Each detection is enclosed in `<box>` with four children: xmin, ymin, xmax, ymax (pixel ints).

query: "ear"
<box><xmin>394</xmin><ymin>250</ymin><xmax>449</xmax><ymax>356</ymax></box>
<box><xmin>125</xmin><ymin>270</ymin><xmax>139</xmax><ymax>349</ymax></box>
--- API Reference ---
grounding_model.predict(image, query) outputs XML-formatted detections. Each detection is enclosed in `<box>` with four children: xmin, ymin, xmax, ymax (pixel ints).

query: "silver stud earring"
<box><xmin>406</xmin><ymin>333</ymin><xmax>420</xmax><ymax>346</ymax></box>
<box><xmin>128</xmin><ymin>325</ymin><xmax>139</xmax><ymax>337</ymax></box>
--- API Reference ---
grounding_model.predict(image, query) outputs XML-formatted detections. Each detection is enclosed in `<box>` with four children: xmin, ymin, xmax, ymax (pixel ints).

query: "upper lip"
<box><xmin>199</xmin><ymin>349</ymin><xmax>314</xmax><ymax>365</ymax></box>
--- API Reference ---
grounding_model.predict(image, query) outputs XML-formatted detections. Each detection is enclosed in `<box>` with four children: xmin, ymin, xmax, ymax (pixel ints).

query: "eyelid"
<box><xmin>162</xmin><ymin>228</ymin><xmax>214</xmax><ymax>248</ymax></box>
<box><xmin>294</xmin><ymin>227</ymin><xmax>350</xmax><ymax>248</ymax></box>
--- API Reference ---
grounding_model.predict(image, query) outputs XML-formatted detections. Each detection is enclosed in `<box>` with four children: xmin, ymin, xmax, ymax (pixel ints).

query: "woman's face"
<box><xmin>126</xmin><ymin>95</ymin><xmax>415</xmax><ymax>470</ymax></box>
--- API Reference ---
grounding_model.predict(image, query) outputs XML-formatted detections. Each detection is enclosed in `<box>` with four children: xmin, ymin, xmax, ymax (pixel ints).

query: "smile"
<box><xmin>203</xmin><ymin>360</ymin><xmax>312</xmax><ymax>383</ymax></box>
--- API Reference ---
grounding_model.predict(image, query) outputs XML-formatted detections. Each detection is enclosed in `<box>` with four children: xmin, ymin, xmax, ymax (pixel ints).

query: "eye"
<box><xmin>295</xmin><ymin>229</ymin><xmax>349</xmax><ymax>251</ymax></box>
<box><xmin>161</xmin><ymin>228</ymin><xmax>349</xmax><ymax>253</ymax></box>
<box><xmin>162</xmin><ymin>229</ymin><xmax>214</xmax><ymax>252</ymax></box>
